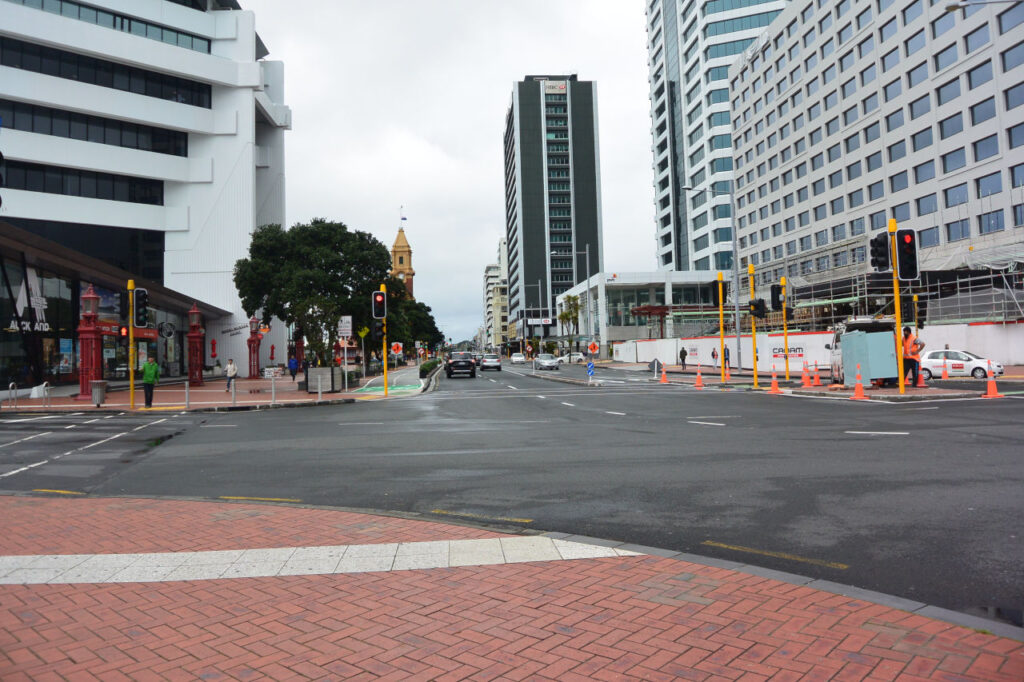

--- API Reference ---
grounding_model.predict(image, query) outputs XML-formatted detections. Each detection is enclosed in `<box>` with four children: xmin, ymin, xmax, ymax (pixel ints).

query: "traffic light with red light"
<box><xmin>371</xmin><ymin>290</ymin><xmax>387</xmax><ymax>319</ymax></box>
<box><xmin>119</xmin><ymin>325</ymin><xmax>129</xmax><ymax>338</ymax></box>
<box><xmin>869</xmin><ymin>231</ymin><xmax>890</xmax><ymax>272</ymax></box>
<box><xmin>895</xmin><ymin>229</ymin><xmax>919</xmax><ymax>281</ymax></box>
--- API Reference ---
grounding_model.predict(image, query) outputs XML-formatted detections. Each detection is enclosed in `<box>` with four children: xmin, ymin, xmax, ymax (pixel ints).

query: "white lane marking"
<box><xmin>907</xmin><ymin>407</ymin><xmax>939</xmax><ymax>410</ymax></box>
<box><xmin>561</xmin><ymin>402</ymin><xmax>575</xmax><ymax>407</ymax></box>
<box><xmin>508</xmin><ymin>385</ymin><xmax>519</xmax><ymax>390</ymax></box>
<box><xmin>0</xmin><ymin>415</ymin><xmax>60</xmax><ymax>423</ymax></box>
<box><xmin>78</xmin><ymin>432</ymin><xmax>127</xmax><ymax>450</ymax></box>
<box><xmin>0</xmin><ymin>432</ymin><xmax>51</xmax><ymax>449</ymax></box>
<box><xmin>84</xmin><ymin>418</ymin><xmax>100</xmax><ymax>424</ymax></box>
<box><xmin>537</xmin><ymin>395</ymin><xmax>546</xmax><ymax>400</ymax></box>
<box><xmin>845</xmin><ymin>431</ymin><xmax>909</xmax><ymax>435</ymax></box>
<box><xmin>688</xmin><ymin>421</ymin><xmax>725</xmax><ymax>426</ymax></box>
<box><xmin>688</xmin><ymin>415</ymin><xmax>740</xmax><ymax>419</ymax></box>
<box><xmin>0</xmin><ymin>460</ymin><xmax>49</xmax><ymax>478</ymax></box>
<box><xmin>201</xmin><ymin>424</ymin><xmax>239</xmax><ymax>428</ymax></box>
<box><xmin>606</xmin><ymin>411</ymin><xmax>626</xmax><ymax>416</ymax></box>
<box><xmin>132</xmin><ymin>418</ymin><xmax>167</xmax><ymax>432</ymax></box>
<box><xmin>65</xmin><ymin>425</ymin><xmax>77</xmax><ymax>430</ymax></box>
<box><xmin>337</xmin><ymin>422</ymin><xmax>386</xmax><ymax>426</ymax></box>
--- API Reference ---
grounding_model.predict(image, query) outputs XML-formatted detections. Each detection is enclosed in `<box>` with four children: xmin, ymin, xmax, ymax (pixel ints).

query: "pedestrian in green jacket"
<box><xmin>142</xmin><ymin>356</ymin><xmax>160</xmax><ymax>408</ymax></box>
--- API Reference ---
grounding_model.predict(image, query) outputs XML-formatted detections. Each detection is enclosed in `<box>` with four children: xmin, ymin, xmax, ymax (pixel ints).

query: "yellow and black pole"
<box><xmin>781</xmin><ymin>276</ymin><xmax>790</xmax><ymax>381</ymax></box>
<box><xmin>889</xmin><ymin>219</ymin><xmax>906</xmax><ymax>395</ymax></box>
<box><xmin>127</xmin><ymin>279</ymin><xmax>136</xmax><ymax>410</ymax></box>
<box><xmin>380</xmin><ymin>283</ymin><xmax>388</xmax><ymax>397</ymax></box>
<box><xmin>748</xmin><ymin>263</ymin><xmax>759</xmax><ymax>389</ymax></box>
<box><xmin>717</xmin><ymin>272</ymin><xmax>725</xmax><ymax>383</ymax></box>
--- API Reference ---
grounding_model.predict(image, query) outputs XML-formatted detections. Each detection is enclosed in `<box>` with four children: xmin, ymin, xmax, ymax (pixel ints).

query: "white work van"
<box><xmin>825</xmin><ymin>317</ymin><xmax>897</xmax><ymax>384</ymax></box>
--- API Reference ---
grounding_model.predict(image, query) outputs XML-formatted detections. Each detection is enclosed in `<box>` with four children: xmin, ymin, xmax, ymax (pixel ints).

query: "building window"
<box><xmin>978</xmin><ymin>210</ymin><xmax>1005</xmax><ymax>234</ymax></box>
<box><xmin>935</xmin><ymin>44</ymin><xmax>958</xmax><ymax>71</ymax></box>
<box><xmin>941</xmin><ymin>147</ymin><xmax>966</xmax><ymax>172</ymax></box>
<box><xmin>869</xmin><ymin>181</ymin><xmax>885</xmax><ymax>200</ymax></box>
<box><xmin>912</xmin><ymin>126</ymin><xmax>933</xmax><ymax>150</ymax></box>
<box><xmin>944</xmin><ymin>183</ymin><xmax>968</xmax><ymax>207</ymax></box>
<box><xmin>886</xmin><ymin>109</ymin><xmax>904</xmax><ymax>131</ymax></box>
<box><xmin>976</xmin><ymin>171</ymin><xmax>1002</xmax><ymax>197</ymax></box>
<box><xmin>849</xmin><ymin>188</ymin><xmax>864</xmax><ymax>207</ymax></box>
<box><xmin>904</xmin><ymin>30</ymin><xmax>926</xmax><ymax>56</ymax></box>
<box><xmin>910</xmin><ymin>95</ymin><xmax>931</xmax><ymax>119</ymax></box>
<box><xmin>968</xmin><ymin>61</ymin><xmax>993</xmax><ymax>89</ymax></box>
<box><xmin>1011</xmin><ymin>122</ymin><xmax>1024</xmax><ymax>148</ymax></box>
<box><xmin>888</xmin><ymin>140</ymin><xmax>907</xmax><ymax>162</ymax></box>
<box><xmin>866</xmin><ymin>151</ymin><xmax>883</xmax><ymax>171</ymax></box>
<box><xmin>1002</xmin><ymin>41</ymin><xmax>1024</xmax><ymax>72</ymax></box>
<box><xmin>890</xmin><ymin>171</ymin><xmax>909</xmax><ymax>192</ymax></box>
<box><xmin>870</xmin><ymin>211</ymin><xmax>887</xmax><ymax>230</ymax></box>
<box><xmin>999</xmin><ymin>4</ymin><xmax>1024</xmax><ymax>34</ymax></box>
<box><xmin>850</xmin><ymin>217</ymin><xmax>866</xmax><ymax>235</ymax></box>
<box><xmin>908</xmin><ymin>62</ymin><xmax>929</xmax><ymax>88</ymax></box>
<box><xmin>971</xmin><ymin>97</ymin><xmax>997</xmax><ymax>124</ymax></box>
<box><xmin>965</xmin><ymin>24</ymin><xmax>990</xmax><ymax>53</ymax></box>
<box><xmin>917</xmin><ymin>193</ymin><xmax>937</xmax><ymax>216</ymax></box>
<box><xmin>914</xmin><ymin>160</ymin><xmax>935</xmax><ymax>183</ymax></box>
<box><xmin>974</xmin><ymin>134</ymin><xmax>999</xmax><ymax>161</ymax></box>
<box><xmin>936</xmin><ymin>78</ymin><xmax>961</xmax><ymax>105</ymax></box>
<box><xmin>884</xmin><ymin>79</ymin><xmax>902</xmax><ymax>101</ymax></box>
<box><xmin>939</xmin><ymin>113</ymin><xmax>963</xmax><ymax>139</ymax></box>
<box><xmin>3</xmin><ymin>160</ymin><xmax>163</xmax><ymax>204</ymax></box>
<box><xmin>1007</xmin><ymin>83</ymin><xmax>1024</xmax><ymax>110</ymax></box>
<box><xmin>946</xmin><ymin>219</ymin><xmax>970</xmax><ymax>241</ymax></box>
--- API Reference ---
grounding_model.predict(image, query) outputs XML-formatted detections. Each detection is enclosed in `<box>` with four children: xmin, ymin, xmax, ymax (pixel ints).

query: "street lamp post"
<box><xmin>680</xmin><ymin>184</ymin><xmax>742</xmax><ymax>370</ymax></box>
<box><xmin>551</xmin><ymin>244</ymin><xmax>592</xmax><ymax>354</ymax></box>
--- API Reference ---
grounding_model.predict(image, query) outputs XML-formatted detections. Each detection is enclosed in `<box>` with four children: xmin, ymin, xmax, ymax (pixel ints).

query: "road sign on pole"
<box><xmin>391</xmin><ymin>342</ymin><xmax>403</xmax><ymax>355</ymax></box>
<box><xmin>588</xmin><ymin>341</ymin><xmax>599</xmax><ymax>354</ymax></box>
<box><xmin>337</xmin><ymin>316</ymin><xmax>352</xmax><ymax>339</ymax></box>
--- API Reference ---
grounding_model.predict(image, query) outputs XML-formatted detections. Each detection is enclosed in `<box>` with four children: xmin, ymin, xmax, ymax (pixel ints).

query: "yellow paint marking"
<box><xmin>702</xmin><ymin>540</ymin><xmax>849</xmax><ymax>570</ymax></box>
<box><xmin>32</xmin><ymin>489</ymin><xmax>85</xmax><ymax>496</ymax></box>
<box><xmin>219</xmin><ymin>496</ymin><xmax>301</xmax><ymax>503</ymax></box>
<box><xmin>431</xmin><ymin>509</ymin><xmax>533</xmax><ymax>524</ymax></box>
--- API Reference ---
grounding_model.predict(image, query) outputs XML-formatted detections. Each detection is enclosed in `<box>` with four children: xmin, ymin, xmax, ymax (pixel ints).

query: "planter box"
<box><xmin>305</xmin><ymin>367</ymin><xmax>361</xmax><ymax>393</ymax></box>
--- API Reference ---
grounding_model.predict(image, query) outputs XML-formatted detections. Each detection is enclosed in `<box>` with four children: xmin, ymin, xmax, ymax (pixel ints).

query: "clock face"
<box><xmin>397</xmin><ymin>272</ymin><xmax>406</xmax><ymax>281</ymax></box>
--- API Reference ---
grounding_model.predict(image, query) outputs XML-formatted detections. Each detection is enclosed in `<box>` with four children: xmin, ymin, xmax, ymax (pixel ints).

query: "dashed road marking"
<box><xmin>561</xmin><ymin>402</ymin><xmax>575</xmax><ymax>407</ymax></box>
<box><xmin>845</xmin><ymin>431</ymin><xmax>909</xmax><ymax>435</ymax></box>
<box><xmin>202</xmin><ymin>424</ymin><xmax>240</xmax><ymax>428</ymax></box>
<box><xmin>0</xmin><ymin>432</ymin><xmax>50</xmax><ymax>449</ymax></box>
<box><xmin>133</xmin><ymin>418</ymin><xmax>167</xmax><ymax>432</ymax></box>
<box><xmin>688</xmin><ymin>421</ymin><xmax>725</xmax><ymax>426</ymax></box>
<box><xmin>606</xmin><ymin>411</ymin><xmax>626</xmax><ymax>416</ymax></box>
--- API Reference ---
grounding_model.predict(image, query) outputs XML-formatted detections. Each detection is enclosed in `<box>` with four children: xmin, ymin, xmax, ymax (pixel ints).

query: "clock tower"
<box><xmin>390</xmin><ymin>227</ymin><xmax>415</xmax><ymax>298</ymax></box>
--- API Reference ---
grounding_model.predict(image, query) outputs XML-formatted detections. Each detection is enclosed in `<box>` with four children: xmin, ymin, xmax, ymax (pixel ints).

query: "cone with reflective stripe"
<box><xmin>812</xmin><ymin>362</ymin><xmax>823</xmax><ymax>386</ymax></box>
<box><xmin>982</xmin><ymin>361</ymin><xmax>1004</xmax><ymax>399</ymax></box>
<box><xmin>941</xmin><ymin>360</ymin><xmax>949</xmax><ymax>380</ymax></box>
<box><xmin>694</xmin><ymin>363</ymin><xmax>704</xmax><ymax>390</ymax></box>
<box><xmin>915</xmin><ymin>366</ymin><xmax>927</xmax><ymax>388</ymax></box>
<box><xmin>660</xmin><ymin>367</ymin><xmax>669</xmax><ymax>384</ymax></box>
<box><xmin>801</xmin><ymin>361</ymin><xmax>812</xmax><ymax>387</ymax></box>
<box><xmin>725</xmin><ymin>365</ymin><xmax>731</xmax><ymax>382</ymax></box>
<box><xmin>767</xmin><ymin>365</ymin><xmax>783</xmax><ymax>394</ymax></box>
<box><xmin>850</xmin><ymin>363</ymin><xmax>869</xmax><ymax>400</ymax></box>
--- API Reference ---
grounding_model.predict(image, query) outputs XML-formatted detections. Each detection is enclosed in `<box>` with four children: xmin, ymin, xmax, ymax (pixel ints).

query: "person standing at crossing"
<box><xmin>901</xmin><ymin>326</ymin><xmax>925</xmax><ymax>386</ymax></box>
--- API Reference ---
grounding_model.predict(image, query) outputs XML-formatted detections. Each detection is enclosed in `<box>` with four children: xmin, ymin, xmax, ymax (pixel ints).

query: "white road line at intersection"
<box><xmin>0</xmin><ymin>432</ymin><xmax>51</xmax><ymax>449</ymax></box>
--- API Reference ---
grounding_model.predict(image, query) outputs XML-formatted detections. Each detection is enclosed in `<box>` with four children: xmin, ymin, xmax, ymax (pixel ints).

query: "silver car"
<box><xmin>480</xmin><ymin>353</ymin><xmax>502</xmax><ymax>371</ymax></box>
<box><xmin>533</xmin><ymin>353</ymin><xmax>560</xmax><ymax>371</ymax></box>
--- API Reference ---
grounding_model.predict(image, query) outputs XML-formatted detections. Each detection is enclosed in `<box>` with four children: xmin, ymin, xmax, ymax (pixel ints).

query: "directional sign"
<box><xmin>588</xmin><ymin>341</ymin><xmax>599</xmax><ymax>354</ymax></box>
<box><xmin>586</xmin><ymin>362</ymin><xmax>595</xmax><ymax>376</ymax></box>
<box><xmin>391</xmin><ymin>342</ymin><xmax>403</xmax><ymax>355</ymax></box>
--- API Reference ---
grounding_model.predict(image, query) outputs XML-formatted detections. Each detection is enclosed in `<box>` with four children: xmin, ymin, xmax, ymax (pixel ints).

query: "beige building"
<box><xmin>390</xmin><ymin>227</ymin><xmax>415</xmax><ymax>298</ymax></box>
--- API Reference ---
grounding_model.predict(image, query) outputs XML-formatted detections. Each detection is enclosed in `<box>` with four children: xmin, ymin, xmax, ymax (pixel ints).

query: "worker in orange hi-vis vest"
<box><xmin>901</xmin><ymin>326</ymin><xmax>926</xmax><ymax>387</ymax></box>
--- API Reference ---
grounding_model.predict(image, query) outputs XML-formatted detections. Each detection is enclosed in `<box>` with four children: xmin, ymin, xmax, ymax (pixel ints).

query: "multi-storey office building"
<box><xmin>0</xmin><ymin>0</ymin><xmax>291</xmax><ymax>382</ymax></box>
<box><xmin>728</xmin><ymin>0</ymin><xmax>1024</xmax><ymax>325</ymax></box>
<box><xmin>646</xmin><ymin>0</ymin><xmax>787</xmax><ymax>273</ymax></box>
<box><xmin>503</xmin><ymin>74</ymin><xmax>603</xmax><ymax>343</ymax></box>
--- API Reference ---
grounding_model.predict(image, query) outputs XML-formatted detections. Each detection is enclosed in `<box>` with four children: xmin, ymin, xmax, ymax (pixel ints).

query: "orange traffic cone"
<box><xmin>941</xmin><ymin>360</ymin><xmax>949</xmax><ymax>380</ymax></box>
<box><xmin>767</xmin><ymin>365</ymin><xmax>782</xmax><ymax>394</ymax></box>
<box><xmin>982</xmin><ymin>361</ymin><xmax>1004</xmax><ymax>399</ymax></box>
<box><xmin>801</xmin><ymin>362</ymin><xmax>811</xmax><ymax>387</ymax></box>
<box><xmin>812</xmin><ymin>362</ymin><xmax>823</xmax><ymax>386</ymax></box>
<box><xmin>725</xmin><ymin>365</ymin><xmax>731</xmax><ymax>383</ymax></box>
<box><xmin>850</xmin><ymin>363</ymin><xmax>869</xmax><ymax>401</ymax></box>
<box><xmin>660</xmin><ymin>367</ymin><xmax>669</xmax><ymax>384</ymax></box>
<box><xmin>915</xmin><ymin>367</ymin><xmax>927</xmax><ymax>388</ymax></box>
<box><xmin>694</xmin><ymin>364</ymin><xmax>704</xmax><ymax>390</ymax></box>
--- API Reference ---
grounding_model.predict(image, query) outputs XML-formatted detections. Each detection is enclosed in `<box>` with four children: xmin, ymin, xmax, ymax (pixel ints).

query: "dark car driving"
<box><xmin>446</xmin><ymin>351</ymin><xmax>476</xmax><ymax>378</ymax></box>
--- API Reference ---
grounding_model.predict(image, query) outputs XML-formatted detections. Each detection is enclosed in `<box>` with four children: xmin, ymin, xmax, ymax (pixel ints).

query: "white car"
<box><xmin>533</xmin><ymin>353</ymin><xmax>560</xmax><ymax>371</ymax></box>
<box><xmin>511</xmin><ymin>353</ymin><xmax>526</xmax><ymax>364</ymax></box>
<box><xmin>919</xmin><ymin>349</ymin><xmax>1003</xmax><ymax>380</ymax></box>
<box><xmin>557</xmin><ymin>353</ymin><xmax>585</xmax><ymax>364</ymax></box>
<box><xmin>480</xmin><ymin>353</ymin><xmax>502</xmax><ymax>371</ymax></box>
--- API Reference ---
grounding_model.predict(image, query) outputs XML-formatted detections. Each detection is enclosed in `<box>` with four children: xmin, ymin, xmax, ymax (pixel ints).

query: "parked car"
<box><xmin>445</xmin><ymin>351</ymin><xmax>476</xmax><ymax>378</ymax></box>
<box><xmin>511</xmin><ymin>353</ymin><xmax>526</xmax><ymax>364</ymax></box>
<box><xmin>919</xmin><ymin>349</ymin><xmax>1004</xmax><ymax>380</ymax></box>
<box><xmin>480</xmin><ymin>353</ymin><xmax>502</xmax><ymax>371</ymax></box>
<box><xmin>558</xmin><ymin>352</ymin><xmax>585</xmax><ymax>364</ymax></box>
<box><xmin>533</xmin><ymin>353</ymin><xmax>560</xmax><ymax>371</ymax></box>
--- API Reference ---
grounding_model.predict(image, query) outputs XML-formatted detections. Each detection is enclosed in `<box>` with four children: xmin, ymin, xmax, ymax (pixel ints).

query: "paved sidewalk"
<box><xmin>1</xmin><ymin>496</ymin><xmax>1021</xmax><ymax>680</ymax></box>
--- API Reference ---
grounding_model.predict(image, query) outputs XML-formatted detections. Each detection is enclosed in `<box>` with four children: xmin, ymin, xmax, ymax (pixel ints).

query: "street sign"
<box><xmin>391</xmin><ymin>342</ymin><xmax>403</xmax><ymax>355</ymax></box>
<box><xmin>586</xmin><ymin>362</ymin><xmax>594</xmax><ymax>376</ymax></box>
<box><xmin>526</xmin><ymin>344</ymin><xmax>533</xmax><ymax>352</ymax></box>
<box><xmin>337</xmin><ymin>315</ymin><xmax>352</xmax><ymax>338</ymax></box>
<box><xmin>357</xmin><ymin>326</ymin><xmax>369</xmax><ymax>339</ymax></box>
<box><xmin>588</xmin><ymin>341</ymin><xmax>599</xmax><ymax>354</ymax></box>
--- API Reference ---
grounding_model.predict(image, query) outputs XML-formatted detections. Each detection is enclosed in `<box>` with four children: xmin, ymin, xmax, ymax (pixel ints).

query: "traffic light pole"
<box><xmin>889</xmin><ymin>220</ymin><xmax>906</xmax><ymax>395</ymax></box>
<box><xmin>380</xmin><ymin>284</ymin><xmax>388</xmax><ymax>397</ymax></box>
<box><xmin>748</xmin><ymin>264</ymin><xmax>759</xmax><ymax>389</ymax></box>
<box><xmin>781</xmin><ymin>276</ymin><xmax>790</xmax><ymax>381</ymax></box>
<box><xmin>127</xmin><ymin>279</ymin><xmax>135</xmax><ymax>410</ymax></box>
<box><xmin>717</xmin><ymin>272</ymin><xmax>725</xmax><ymax>384</ymax></box>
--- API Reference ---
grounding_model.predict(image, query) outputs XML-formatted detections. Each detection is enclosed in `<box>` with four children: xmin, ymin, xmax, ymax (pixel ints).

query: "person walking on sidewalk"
<box><xmin>225</xmin><ymin>358</ymin><xmax>238</xmax><ymax>392</ymax></box>
<box><xmin>288</xmin><ymin>355</ymin><xmax>298</xmax><ymax>382</ymax></box>
<box><xmin>141</xmin><ymin>356</ymin><xmax>159</xmax><ymax>408</ymax></box>
<box><xmin>679</xmin><ymin>347</ymin><xmax>687</xmax><ymax>370</ymax></box>
<box><xmin>724</xmin><ymin>346</ymin><xmax>730</xmax><ymax>369</ymax></box>
<box><xmin>901</xmin><ymin>327</ymin><xmax>925</xmax><ymax>386</ymax></box>
<box><xmin>711</xmin><ymin>347</ymin><xmax>719</xmax><ymax>369</ymax></box>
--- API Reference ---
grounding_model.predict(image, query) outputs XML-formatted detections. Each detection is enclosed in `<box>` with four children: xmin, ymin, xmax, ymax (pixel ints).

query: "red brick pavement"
<box><xmin>0</xmin><ymin>497</ymin><xmax>510</xmax><ymax>555</ymax></box>
<box><xmin>1</xmin><ymin>497</ymin><xmax>1022</xmax><ymax>680</ymax></box>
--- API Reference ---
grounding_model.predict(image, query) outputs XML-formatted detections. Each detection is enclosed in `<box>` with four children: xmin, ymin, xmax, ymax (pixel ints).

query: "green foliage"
<box><xmin>558</xmin><ymin>295</ymin><xmax>581</xmax><ymax>353</ymax></box>
<box><xmin>419</xmin><ymin>359</ymin><xmax>441</xmax><ymax>378</ymax></box>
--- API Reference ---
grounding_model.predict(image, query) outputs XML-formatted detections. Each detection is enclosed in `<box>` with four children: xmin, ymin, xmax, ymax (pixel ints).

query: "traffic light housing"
<box><xmin>770</xmin><ymin>284</ymin><xmax>783</xmax><ymax>311</ymax></box>
<box><xmin>133</xmin><ymin>288</ymin><xmax>149</xmax><ymax>327</ymax></box>
<box><xmin>371</xmin><ymin>290</ymin><xmax>387</xmax><ymax>319</ymax></box>
<box><xmin>784</xmin><ymin>307</ymin><xmax>794</xmax><ymax>322</ymax></box>
<box><xmin>869</xmin><ymin>231</ymin><xmax>890</xmax><ymax>272</ymax></box>
<box><xmin>371</xmin><ymin>319</ymin><xmax>385</xmax><ymax>340</ymax></box>
<box><xmin>749</xmin><ymin>298</ymin><xmax>767</xmax><ymax>319</ymax></box>
<box><xmin>895</xmin><ymin>229</ymin><xmax>919</xmax><ymax>281</ymax></box>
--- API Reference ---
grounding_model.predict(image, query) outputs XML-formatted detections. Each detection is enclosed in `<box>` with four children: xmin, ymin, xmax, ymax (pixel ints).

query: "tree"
<box><xmin>233</xmin><ymin>219</ymin><xmax>392</xmax><ymax>364</ymax></box>
<box><xmin>558</xmin><ymin>295</ymin><xmax>580</xmax><ymax>355</ymax></box>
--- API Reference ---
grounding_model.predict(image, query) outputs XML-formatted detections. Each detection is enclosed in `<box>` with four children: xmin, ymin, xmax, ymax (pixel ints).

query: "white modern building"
<box><xmin>0</xmin><ymin>0</ymin><xmax>290</xmax><ymax>370</ymax></box>
<box><xmin>482</xmin><ymin>238</ymin><xmax>510</xmax><ymax>351</ymax></box>
<box><xmin>727</xmin><ymin>0</ymin><xmax>1024</xmax><ymax>325</ymax></box>
<box><xmin>646</xmin><ymin>0</ymin><xmax>786</xmax><ymax>272</ymax></box>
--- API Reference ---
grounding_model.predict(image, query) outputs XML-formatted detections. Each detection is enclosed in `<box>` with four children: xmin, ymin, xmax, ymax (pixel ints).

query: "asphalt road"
<box><xmin>1</xmin><ymin>367</ymin><xmax>1021</xmax><ymax>627</ymax></box>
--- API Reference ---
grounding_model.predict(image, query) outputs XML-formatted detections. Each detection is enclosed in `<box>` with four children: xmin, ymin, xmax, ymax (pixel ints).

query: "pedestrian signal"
<box><xmin>119</xmin><ymin>325</ymin><xmax>129</xmax><ymax>337</ymax></box>
<box><xmin>133</xmin><ymin>288</ymin><xmax>149</xmax><ymax>327</ymax></box>
<box><xmin>895</xmin><ymin>229</ymin><xmax>919</xmax><ymax>281</ymax></box>
<box><xmin>371</xmin><ymin>290</ymin><xmax>387</xmax><ymax>319</ymax></box>
<box><xmin>869</xmin><ymin>232</ymin><xmax>890</xmax><ymax>272</ymax></box>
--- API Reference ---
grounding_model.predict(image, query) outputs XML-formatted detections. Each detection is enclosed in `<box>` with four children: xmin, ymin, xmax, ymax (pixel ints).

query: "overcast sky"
<box><xmin>243</xmin><ymin>0</ymin><xmax>654</xmax><ymax>342</ymax></box>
